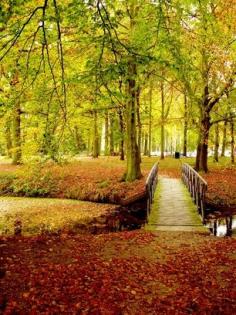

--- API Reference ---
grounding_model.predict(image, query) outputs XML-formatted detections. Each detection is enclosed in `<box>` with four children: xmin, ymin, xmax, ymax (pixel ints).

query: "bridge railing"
<box><xmin>146</xmin><ymin>162</ymin><xmax>158</xmax><ymax>215</ymax></box>
<box><xmin>182</xmin><ymin>163</ymin><xmax>208</xmax><ymax>223</ymax></box>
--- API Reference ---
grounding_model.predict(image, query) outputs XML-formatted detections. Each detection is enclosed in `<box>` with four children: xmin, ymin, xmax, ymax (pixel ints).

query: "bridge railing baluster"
<box><xmin>145</xmin><ymin>162</ymin><xmax>158</xmax><ymax>215</ymax></box>
<box><xmin>181</xmin><ymin>163</ymin><xmax>207</xmax><ymax>223</ymax></box>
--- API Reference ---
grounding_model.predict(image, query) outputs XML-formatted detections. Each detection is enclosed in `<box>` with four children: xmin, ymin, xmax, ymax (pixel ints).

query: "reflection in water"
<box><xmin>207</xmin><ymin>215</ymin><xmax>236</xmax><ymax>237</ymax></box>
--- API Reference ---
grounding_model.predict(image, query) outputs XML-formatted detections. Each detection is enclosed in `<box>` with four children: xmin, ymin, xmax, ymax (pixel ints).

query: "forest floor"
<box><xmin>0</xmin><ymin>156</ymin><xmax>235</xmax><ymax>214</ymax></box>
<box><xmin>1</xmin><ymin>231</ymin><xmax>235</xmax><ymax>314</ymax></box>
<box><xmin>0</xmin><ymin>156</ymin><xmax>235</xmax><ymax>235</ymax></box>
<box><xmin>0</xmin><ymin>156</ymin><xmax>236</xmax><ymax>314</ymax></box>
<box><xmin>0</xmin><ymin>157</ymin><xmax>152</xmax><ymax>204</ymax></box>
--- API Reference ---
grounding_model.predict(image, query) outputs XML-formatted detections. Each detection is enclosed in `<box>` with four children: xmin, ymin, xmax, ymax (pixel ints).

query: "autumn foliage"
<box><xmin>0</xmin><ymin>158</ymin><xmax>149</xmax><ymax>204</ymax></box>
<box><xmin>0</xmin><ymin>231</ymin><xmax>235</xmax><ymax>314</ymax></box>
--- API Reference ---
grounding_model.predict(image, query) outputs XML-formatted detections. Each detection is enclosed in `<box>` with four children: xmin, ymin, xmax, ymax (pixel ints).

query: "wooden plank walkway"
<box><xmin>145</xmin><ymin>177</ymin><xmax>208</xmax><ymax>232</ymax></box>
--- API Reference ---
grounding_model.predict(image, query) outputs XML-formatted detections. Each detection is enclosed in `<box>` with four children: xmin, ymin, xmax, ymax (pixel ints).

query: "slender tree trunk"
<box><xmin>104</xmin><ymin>111</ymin><xmax>109</xmax><ymax>155</ymax></box>
<box><xmin>125</xmin><ymin>58</ymin><xmax>142</xmax><ymax>182</ymax></box>
<box><xmin>118</xmin><ymin>109</ymin><xmax>125</xmax><ymax>160</ymax></box>
<box><xmin>109</xmin><ymin>114</ymin><xmax>114</xmax><ymax>156</ymax></box>
<box><xmin>10</xmin><ymin>69</ymin><xmax>21</xmax><ymax>164</ymax></box>
<box><xmin>5</xmin><ymin>117</ymin><xmax>12</xmax><ymax>158</ymax></box>
<box><xmin>230</xmin><ymin>119</ymin><xmax>235</xmax><ymax>164</ymax></box>
<box><xmin>160</xmin><ymin>81</ymin><xmax>165</xmax><ymax>160</ymax></box>
<box><xmin>148</xmin><ymin>82</ymin><xmax>152</xmax><ymax>157</ymax></box>
<box><xmin>74</xmin><ymin>126</ymin><xmax>81</xmax><ymax>152</ymax></box>
<box><xmin>92</xmin><ymin>110</ymin><xmax>99</xmax><ymax>158</ymax></box>
<box><xmin>183</xmin><ymin>93</ymin><xmax>188</xmax><ymax>157</ymax></box>
<box><xmin>213</xmin><ymin>122</ymin><xmax>219</xmax><ymax>162</ymax></box>
<box><xmin>136</xmin><ymin>86</ymin><xmax>142</xmax><ymax>162</ymax></box>
<box><xmin>12</xmin><ymin>101</ymin><xmax>22</xmax><ymax>165</ymax></box>
<box><xmin>221</xmin><ymin>121</ymin><xmax>227</xmax><ymax>157</ymax></box>
<box><xmin>87</xmin><ymin>130</ymin><xmax>91</xmax><ymax>156</ymax></box>
<box><xmin>170</xmin><ymin>136</ymin><xmax>173</xmax><ymax>155</ymax></box>
<box><xmin>144</xmin><ymin>133</ymin><xmax>148</xmax><ymax>156</ymax></box>
<box><xmin>226</xmin><ymin>216</ymin><xmax>233</xmax><ymax>236</ymax></box>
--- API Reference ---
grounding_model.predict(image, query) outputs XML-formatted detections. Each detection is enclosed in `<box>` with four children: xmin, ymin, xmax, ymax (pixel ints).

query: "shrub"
<box><xmin>10</xmin><ymin>164</ymin><xmax>58</xmax><ymax>197</ymax></box>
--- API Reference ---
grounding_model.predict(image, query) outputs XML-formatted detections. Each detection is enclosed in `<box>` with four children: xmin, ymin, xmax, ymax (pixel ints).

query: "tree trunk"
<box><xmin>195</xmin><ymin>140</ymin><xmax>201</xmax><ymax>171</ymax></box>
<box><xmin>144</xmin><ymin>132</ymin><xmax>148</xmax><ymax>156</ymax></box>
<box><xmin>136</xmin><ymin>86</ymin><xmax>142</xmax><ymax>162</ymax></box>
<box><xmin>225</xmin><ymin>216</ymin><xmax>233</xmax><ymax>236</ymax></box>
<box><xmin>230</xmin><ymin>119</ymin><xmax>235</xmax><ymax>164</ymax></box>
<box><xmin>104</xmin><ymin>111</ymin><xmax>109</xmax><ymax>155</ymax></box>
<box><xmin>5</xmin><ymin>117</ymin><xmax>12</xmax><ymax>158</ymax></box>
<box><xmin>221</xmin><ymin>121</ymin><xmax>227</xmax><ymax>157</ymax></box>
<box><xmin>183</xmin><ymin>93</ymin><xmax>188</xmax><ymax>157</ymax></box>
<box><xmin>92</xmin><ymin>111</ymin><xmax>99</xmax><ymax>158</ymax></box>
<box><xmin>87</xmin><ymin>130</ymin><xmax>91</xmax><ymax>156</ymax></box>
<box><xmin>160</xmin><ymin>81</ymin><xmax>165</xmax><ymax>160</ymax></box>
<box><xmin>195</xmin><ymin>113</ymin><xmax>210</xmax><ymax>172</ymax></box>
<box><xmin>12</xmin><ymin>101</ymin><xmax>22</xmax><ymax>164</ymax></box>
<box><xmin>109</xmin><ymin>114</ymin><xmax>114</xmax><ymax>156</ymax></box>
<box><xmin>74</xmin><ymin>126</ymin><xmax>81</xmax><ymax>153</ymax></box>
<box><xmin>118</xmin><ymin>109</ymin><xmax>125</xmax><ymax>160</ymax></box>
<box><xmin>148</xmin><ymin>82</ymin><xmax>152</xmax><ymax>157</ymax></box>
<box><xmin>125</xmin><ymin>58</ymin><xmax>142</xmax><ymax>182</ymax></box>
<box><xmin>213</xmin><ymin>122</ymin><xmax>219</xmax><ymax>162</ymax></box>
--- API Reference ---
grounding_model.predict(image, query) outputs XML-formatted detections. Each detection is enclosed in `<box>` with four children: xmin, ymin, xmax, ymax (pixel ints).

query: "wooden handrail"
<box><xmin>146</xmin><ymin>162</ymin><xmax>158</xmax><ymax>214</ymax></box>
<box><xmin>182</xmin><ymin>163</ymin><xmax>208</xmax><ymax>223</ymax></box>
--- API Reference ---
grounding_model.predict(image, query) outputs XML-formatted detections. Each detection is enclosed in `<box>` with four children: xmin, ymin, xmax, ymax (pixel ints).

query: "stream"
<box><xmin>206</xmin><ymin>215</ymin><xmax>236</xmax><ymax>237</ymax></box>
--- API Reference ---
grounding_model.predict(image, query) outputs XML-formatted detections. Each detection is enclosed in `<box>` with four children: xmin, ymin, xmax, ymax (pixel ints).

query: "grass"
<box><xmin>144</xmin><ymin>180</ymin><xmax>162</xmax><ymax>230</ymax></box>
<box><xmin>0</xmin><ymin>197</ymin><xmax>118</xmax><ymax>236</ymax></box>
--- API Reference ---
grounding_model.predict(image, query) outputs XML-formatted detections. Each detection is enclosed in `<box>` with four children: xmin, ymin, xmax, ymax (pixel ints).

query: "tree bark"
<box><xmin>221</xmin><ymin>121</ymin><xmax>227</xmax><ymax>157</ymax></box>
<box><xmin>125</xmin><ymin>58</ymin><xmax>142</xmax><ymax>182</ymax></box>
<box><xmin>74</xmin><ymin>126</ymin><xmax>81</xmax><ymax>153</ymax></box>
<box><xmin>92</xmin><ymin>110</ymin><xmax>99</xmax><ymax>158</ymax></box>
<box><xmin>109</xmin><ymin>114</ymin><xmax>114</xmax><ymax>156</ymax></box>
<box><xmin>144</xmin><ymin>132</ymin><xmax>148</xmax><ymax>156</ymax></box>
<box><xmin>87</xmin><ymin>130</ymin><xmax>91</xmax><ymax>156</ymax></box>
<box><xmin>160</xmin><ymin>81</ymin><xmax>165</xmax><ymax>160</ymax></box>
<box><xmin>230</xmin><ymin>119</ymin><xmax>235</xmax><ymax>164</ymax></box>
<box><xmin>195</xmin><ymin>112</ymin><xmax>210</xmax><ymax>172</ymax></box>
<box><xmin>213</xmin><ymin>122</ymin><xmax>219</xmax><ymax>162</ymax></box>
<box><xmin>118</xmin><ymin>109</ymin><xmax>125</xmax><ymax>160</ymax></box>
<box><xmin>136</xmin><ymin>86</ymin><xmax>142</xmax><ymax>162</ymax></box>
<box><xmin>12</xmin><ymin>101</ymin><xmax>22</xmax><ymax>164</ymax></box>
<box><xmin>148</xmin><ymin>82</ymin><xmax>152</xmax><ymax>157</ymax></box>
<box><xmin>183</xmin><ymin>93</ymin><xmax>188</xmax><ymax>157</ymax></box>
<box><xmin>5</xmin><ymin>117</ymin><xmax>12</xmax><ymax>158</ymax></box>
<box><xmin>104</xmin><ymin>111</ymin><xmax>109</xmax><ymax>155</ymax></box>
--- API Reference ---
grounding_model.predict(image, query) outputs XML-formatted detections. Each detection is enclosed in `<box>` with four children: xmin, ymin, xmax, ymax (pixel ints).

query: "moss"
<box><xmin>144</xmin><ymin>180</ymin><xmax>162</xmax><ymax>229</ymax></box>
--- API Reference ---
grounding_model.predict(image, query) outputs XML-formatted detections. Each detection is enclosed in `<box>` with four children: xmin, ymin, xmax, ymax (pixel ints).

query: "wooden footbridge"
<box><xmin>145</xmin><ymin>162</ymin><xmax>208</xmax><ymax>232</ymax></box>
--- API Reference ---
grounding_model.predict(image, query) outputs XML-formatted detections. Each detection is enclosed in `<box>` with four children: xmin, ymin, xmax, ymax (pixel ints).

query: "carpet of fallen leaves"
<box><xmin>202</xmin><ymin>168</ymin><xmax>236</xmax><ymax>215</ymax></box>
<box><xmin>0</xmin><ymin>156</ymin><xmax>235</xmax><ymax>213</ymax></box>
<box><xmin>0</xmin><ymin>230</ymin><xmax>235</xmax><ymax>315</ymax></box>
<box><xmin>0</xmin><ymin>158</ymin><xmax>150</xmax><ymax>205</ymax></box>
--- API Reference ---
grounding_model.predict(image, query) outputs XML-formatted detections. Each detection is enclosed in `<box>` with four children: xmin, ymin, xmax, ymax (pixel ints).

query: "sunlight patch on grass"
<box><xmin>0</xmin><ymin>197</ymin><xmax>117</xmax><ymax>236</ymax></box>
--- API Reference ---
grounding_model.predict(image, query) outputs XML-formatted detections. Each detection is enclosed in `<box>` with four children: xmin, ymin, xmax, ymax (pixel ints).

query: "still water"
<box><xmin>206</xmin><ymin>215</ymin><xmax>236</xmax><ymax>237</ymax></box>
